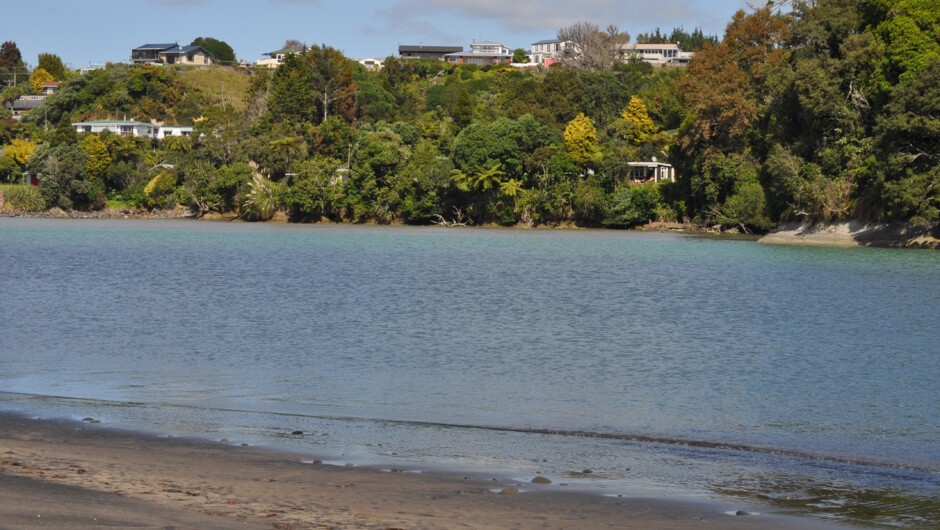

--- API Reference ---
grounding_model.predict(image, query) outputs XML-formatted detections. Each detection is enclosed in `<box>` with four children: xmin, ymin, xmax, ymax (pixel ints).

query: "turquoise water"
<box><xmin>1</xmin><ymin>219</ymin><xmax>937</xmax><ymax>526</ymax></box>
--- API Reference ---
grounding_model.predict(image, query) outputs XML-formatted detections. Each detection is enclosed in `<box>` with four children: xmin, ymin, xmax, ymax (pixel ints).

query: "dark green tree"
<box><xmin>190</xmin><ymin>37</ymin><xmax>236</xmax><ymax>64</ymax></box>
<box><xmin>37</xmin><ymin>53</ymin><xmax>68</xmax><ymax>80</ymax></box>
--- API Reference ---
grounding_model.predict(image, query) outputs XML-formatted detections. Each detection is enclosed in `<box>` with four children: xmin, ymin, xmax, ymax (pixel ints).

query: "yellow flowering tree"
<box><xmin>621</xmin><ymin>96</ymin><xmax>659</xmax><ymax>145</ymax></box>
<box><xmin>564</xmin><ymin>113</ymin><xmax>602</xmax><ymax>165</ymax></box>
<box><xmin>28</xmin><ymin>67</ymin><xmax>54</xmax><ymax>94</ymax></box>
<box><xmin>79</xmin><ymin>134</ymin><xmax>112</xmax><ymax>182</ymax></box>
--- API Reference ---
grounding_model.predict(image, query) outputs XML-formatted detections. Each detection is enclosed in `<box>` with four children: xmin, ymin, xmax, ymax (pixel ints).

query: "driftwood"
<box><xmin>432</xmin><ymin>207</ymin><xmax>473</xmax><ymax>227</ymax></box>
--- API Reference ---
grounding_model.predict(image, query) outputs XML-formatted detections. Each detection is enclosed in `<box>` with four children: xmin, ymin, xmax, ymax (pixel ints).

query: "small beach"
<box><xmin>0</xmin><ymin>412</ymin><xmax>845</xmax><ymax>529</ymax></box>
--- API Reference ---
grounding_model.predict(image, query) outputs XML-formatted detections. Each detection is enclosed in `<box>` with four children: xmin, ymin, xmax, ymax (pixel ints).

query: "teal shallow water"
<box><xmin>1</xmin><ymin>219</ymin><xmax>937</xmax><ymax>527</ymax></box>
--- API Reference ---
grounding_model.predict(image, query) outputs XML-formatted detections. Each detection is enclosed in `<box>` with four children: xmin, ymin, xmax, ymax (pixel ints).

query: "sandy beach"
<box><xmin>0</xmin><ymin>412</ymin><xmax>851</xmax><ymax>530</ymax></box>
<box><xmin>758</xmin><ymin>221</ymin><xmax>939</xmax><ymax>249</ymax></box>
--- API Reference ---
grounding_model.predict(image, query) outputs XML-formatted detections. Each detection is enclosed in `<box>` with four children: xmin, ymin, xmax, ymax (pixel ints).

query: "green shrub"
<box><xmin>604</xmin><ymin>183</ymin><xmax>662</xmax><ymax>227</ymax></box>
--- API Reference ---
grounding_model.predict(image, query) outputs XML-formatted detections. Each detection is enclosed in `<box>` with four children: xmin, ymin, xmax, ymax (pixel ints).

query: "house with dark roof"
<box><xmin>443</xmin><ymin>41</ymin><xmax>511</xmax><ymax>66</ymax></box>
<box><xmin>398</xmin><ymin>45</ymin><xmax>463</xmax><ymax>60</ymax></box>
<box><xmin>131</xmin><ymin>43</ymin><xmax>214</xmax><ymax>66</ymax></box>
<box><xmin>3</xmin><ymin>82</ymin><xmax>59</xmax><ymax>121</ymax></box>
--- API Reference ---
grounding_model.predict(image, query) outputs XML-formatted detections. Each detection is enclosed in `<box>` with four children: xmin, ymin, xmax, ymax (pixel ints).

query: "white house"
<box><xmin>358</xmin><ymin>57</ymin><xmax>384</xmax><ymax>70</ymax></box>
<box><xmin>628</xmin><ymin>158</ymin><xmax>675</xmax><ymax>183</ymax></box>
<box><xmin>72</xmin><ymin>120</ymin><xmax>193</xmax><ymax>139</ymax></box>
<box><xmin>156</xmin><ymin>125</ymin><xmax>194</xmax><ymax>139</ymax></box>
<box><xmin>622</xmin><ymin>43</ymin><xmax>693</xmax><ymax>67</ymax></box>
<box><xmin>530</xmin><ymin>39</ymin><xmax>568</xmax><ymax>65</ymax></box>
<box><xmin>443</xmin><ymin>41</ymin><xmax>512</xmax><ymax>65</ymax></box>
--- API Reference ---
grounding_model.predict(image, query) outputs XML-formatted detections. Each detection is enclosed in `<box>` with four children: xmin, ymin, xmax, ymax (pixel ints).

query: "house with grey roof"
<box><xmin>398</xmin><ymin>45</ymin><xmax>463</xmax><ymax>60</ymax></box>
<box><xmin>443</xmin><ymin>41</ymin><xmax>511</xmax><ymax>66</ymax></box>
<box><xmin>131</xmin><ymin>43</ymin><xmax>214</xmax><ymax>66</ymax></box>
<box><xmin>3</xmin><ymin>82</ymin><xmax>60</xmax><ymax>121</ymax></box>
<box><xmin>256</xmin><ymin>42</ymin><xmax>306</xmax><ymax>68</ymax></box>
<box><xmin>531</xmin><ymin>39</ymin><xmax>569</xmax><ymax>66</ymax></box>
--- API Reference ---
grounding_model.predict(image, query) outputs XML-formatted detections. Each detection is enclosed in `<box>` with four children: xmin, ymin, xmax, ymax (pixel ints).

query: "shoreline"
<box><xmin>0</xmin><ymin>412</ymin><xmax>847</xmax><ymax>529</ymax></box>
<box><xmin>2</xmin><ymin>207</ymin><xmax>936</xmax><ymax>249</ymax></box>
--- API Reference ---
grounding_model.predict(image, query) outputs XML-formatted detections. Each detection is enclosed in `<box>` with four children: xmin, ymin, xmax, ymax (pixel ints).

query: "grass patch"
<box><xmin>178</xmin><ymin>68</ymin><xmax>251</xmax><ymax>112</ymax></box>
<box><xmin>106</xmin><ymin>198</ymin><xmax>135</xmax><ymax>209</ymax></box>
<box><xmin>0</xmin><ymin>183</ymin><xmax>29</xmax><ymax>194</ymax></box>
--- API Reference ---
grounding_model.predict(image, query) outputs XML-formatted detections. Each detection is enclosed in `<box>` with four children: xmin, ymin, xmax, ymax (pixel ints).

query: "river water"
<box><xmin>1</xmin><ymin>219</ymin><xmax>937</xmax><ymax>527</ymax></box>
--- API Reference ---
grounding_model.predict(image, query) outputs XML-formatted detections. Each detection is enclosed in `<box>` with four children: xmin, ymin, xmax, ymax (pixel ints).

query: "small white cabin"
<box><xmin>628</xmin><ymin>159</ymin><xmax>675</xmax><ymax>183</ymax></box>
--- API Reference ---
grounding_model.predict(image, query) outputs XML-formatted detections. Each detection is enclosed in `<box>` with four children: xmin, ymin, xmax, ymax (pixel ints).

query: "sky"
<box><xmin>6</xmin><ymin>0</ymin><xmax>750</xmax><ymax>69</ymax></box>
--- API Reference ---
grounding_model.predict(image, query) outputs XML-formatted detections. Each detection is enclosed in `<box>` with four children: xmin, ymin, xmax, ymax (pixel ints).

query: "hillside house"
<box><xmin>628</xmin><ymin>158</ymin><xmax>675</xmax><ymax>183</ymax></box>
<box><xmin>622</xmin><ymin>43</ymin><xmax>693</xmax><ymax>67</ymax></box>
<box><xmin>398</xmin><ymin>45</ymin><xmax>463</xmax><ymax>60</ymax></box>
<box><xmin>131</xmin><ymin>43</ymin><xmax>214</xmax><ymax>66</ymax></box>
<box><xmin>530</xmin><ymin>39</ymin><xmax>568</xmax><ymax>66</ymax></box>
<box><xmin>3</xmin><ymin>83</ymin><xmax>58</xmax><ymax>121</ymax></box>
<box><xmin>72</xmin><ymin>120</ymin><xmax>193</xmax><ymax>139</ymax></box>
<box><xmin>256</xmin><ymin>42</ymin><xmax>306</xmax><ymax>68</ymax></box>
<box><xmin>443</xmin><ymin>41</ymin><xmax>511</xmax><ymax>65</ymax></box>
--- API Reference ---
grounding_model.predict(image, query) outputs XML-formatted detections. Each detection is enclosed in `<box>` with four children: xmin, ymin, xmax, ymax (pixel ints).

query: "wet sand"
<box><xmin>0</xmin><ymin>412</ymin><xmax>848</xmax><ymax>529</ymax></box>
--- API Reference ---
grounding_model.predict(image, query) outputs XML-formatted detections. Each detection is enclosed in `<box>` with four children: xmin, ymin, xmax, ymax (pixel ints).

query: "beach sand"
<box><xmin>0</xmin><ymin>413</ymin><xmax>847</xmax><ymax>529</ymax></box>
<box><xmin>759</xmin><ymin>221</ymin><xmax>939</xmax><ymax>249</ymax></box>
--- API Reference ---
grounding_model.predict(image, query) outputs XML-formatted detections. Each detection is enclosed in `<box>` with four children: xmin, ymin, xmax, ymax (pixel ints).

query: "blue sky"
<box><xmin>8</xmin><ymin>0</ymin><xmax>749</xmax><ymax>68</ymax></box>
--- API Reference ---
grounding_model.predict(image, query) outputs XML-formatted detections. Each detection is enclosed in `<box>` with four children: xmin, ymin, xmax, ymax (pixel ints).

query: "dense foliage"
<box><xmin>1</xmin><ymin>1</ymin><xmax>936</xmax><ymax>228</ymax></box>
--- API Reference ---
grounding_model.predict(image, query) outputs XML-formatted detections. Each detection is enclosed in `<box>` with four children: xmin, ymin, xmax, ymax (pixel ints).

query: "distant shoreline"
<box><xmin>2</xmin><ymin>206</ymin><xmax>936</xmax><ymax>249</ymax></box>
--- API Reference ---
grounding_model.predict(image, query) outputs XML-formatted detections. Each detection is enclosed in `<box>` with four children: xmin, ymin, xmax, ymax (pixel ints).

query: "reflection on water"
<box><xmin>1</xmin><ymin>219</ymin><xmax>938</xmax><ymax>527</ymax></box>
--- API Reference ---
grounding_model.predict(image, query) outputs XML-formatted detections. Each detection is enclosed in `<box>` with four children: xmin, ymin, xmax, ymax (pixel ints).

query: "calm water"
<box><xmin>1</xmin><ymin>219</ymin><xmax>937</xmax><ymax>527</ymax></box>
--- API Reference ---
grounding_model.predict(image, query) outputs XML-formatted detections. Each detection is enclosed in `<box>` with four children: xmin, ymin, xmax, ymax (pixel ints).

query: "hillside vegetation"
<box><xmin>1</xmin><ymin>1</ymin><xmax>936</xmax><ymax>229</ymax></box>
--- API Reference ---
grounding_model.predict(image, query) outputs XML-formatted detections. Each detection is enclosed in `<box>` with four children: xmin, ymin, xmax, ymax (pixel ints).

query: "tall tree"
<box><xmin>0</xmin><ymin>41</ymin><xmax>25</xmax><ymax>86</ymax></box>
<box><xmin>267</xmin><ymin>53</ymin><xmax>316</xmax><ymax>124</ymax></box>
<box><xmin>37</xmin><ymin>53</ymin><xmax>67</xmax><ymax>80</ymax></box>
<box><xmin>306</xmin><ymin>45</ymin><xmax>357</xmax><ymax>124</ymax></box>
<box><xmin>190</xmin><ymin>37</ymin><xmax>236</xmax><ymax>64</ymax></box>
<box><xmin>0</xmin><ymin>41</ymin><xmax>23</xmax><ymax>68</ymax></box>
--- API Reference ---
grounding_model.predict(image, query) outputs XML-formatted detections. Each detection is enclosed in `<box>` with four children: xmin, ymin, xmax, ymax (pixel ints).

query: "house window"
<box><xmin>120</xmin><ymin>125</ymin><xmax>132</xmax><ymax>135</ymax></box>
<box><xmin>83</xmin><ymin>126</ymin><xmax>92</xmax><ymax>132</ymax></box>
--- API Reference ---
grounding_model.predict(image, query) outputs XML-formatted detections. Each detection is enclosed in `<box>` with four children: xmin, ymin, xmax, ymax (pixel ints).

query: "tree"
<box><xmin>49</xmin><ymin>113</ymin><xmax>77</xmax><ymax>147</ymax></box>
<box><xmin>307</xmin><ymin>45</ymin><xmax>357</xmax><ymax>124</ymax></box>
<box><xmin>268</xmin><ymin>53</ymin><xmax>316</xmax><ymax>124</ymax></box>
<box><xmin>79</xmin><ymin>134</ymin><xmax>112</xmax><ymax>182</ymax></box>
<box><xmin>37</xmin><ymin>53</ymin><xmax>67</xmax><ymax>80</ymax></box>
<box><xmin>0</xmin><ymin>41</ymin><xmax>24</xmax><ymax>86</ymax></box>
<box><xmin>0</xmin><ymin>41</ymin><xmax>23</xmax><ymax>68</ymax></box>
<box><xmin>564</xmin><ymin>113</ymin><xmax>602</xmax><ymax>165</ymax></box>
<box><xmin>621</xmin><ymin>96</ymin><xmax>659</xmax><ymax>145</ymax></box>
<box><xmin>190</xmin><ymin>37</ymin><xmax>236</xmax><ymax>64</ymax></box>
<box><xmin>512</xmin><ymin>48</ymin><xmax>528</xmax><ymax>63</ymax></box>
<box><xmin>268</xmin><ymin>136</ymin><xmax>306</xmax><ymax>178</ymax></box>
<box><xmin>558</xmin><ymin>22</ymin><xmax>630</xmax><ymax>70</ymax></box>
<box><xmin>29</xmin><ymin>68</ymin><xmax>55</xmax><ymax>94</ymax></box>
<box><xmin>4</xmin><ymin>138</ymin><xmax>35</xmax><ymax>167</ymax></box>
